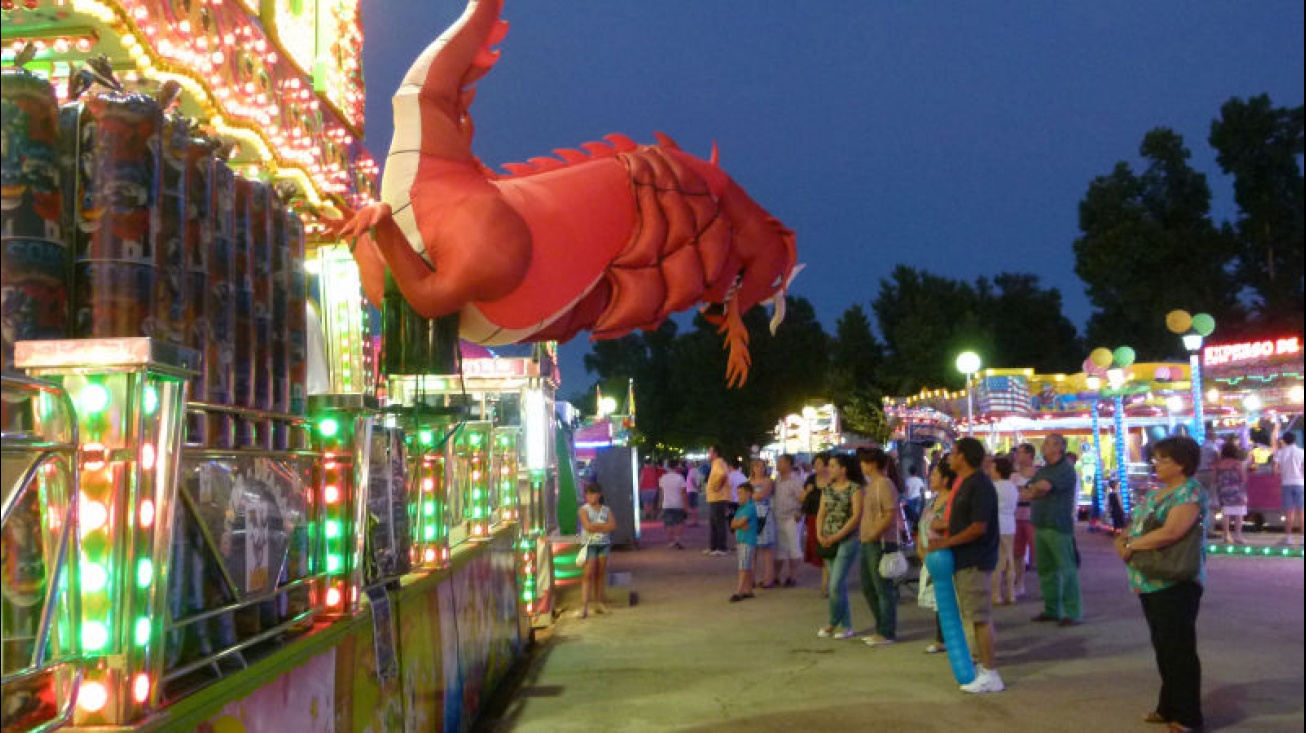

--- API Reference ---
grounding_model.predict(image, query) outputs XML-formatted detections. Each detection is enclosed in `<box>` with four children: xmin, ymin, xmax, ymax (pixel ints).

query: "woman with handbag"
<box><xmin>919</xmin><ymin>457</ymin><xmax>958</xmax><ymax>654</ymax></box>
<box><xmin>816</xmin><ymin>453</ymin><xmax>864</xmax><ymax>640</ymax></box>
<box><xmin>857</xmin><ymin>448</ymin><xmax>906</xmax><ymax>646</ymax></box>
<box><xmin>1114</xmin><ymin>436</ymin><xmax>1208</xmax><ymax>733</ymax></box>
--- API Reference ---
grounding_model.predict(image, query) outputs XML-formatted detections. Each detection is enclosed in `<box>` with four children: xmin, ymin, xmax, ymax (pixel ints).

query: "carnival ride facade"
<box><xmin>1</xmin><ymin>1</ymin><xmax>798</xmax><ymax>730</ymax></box>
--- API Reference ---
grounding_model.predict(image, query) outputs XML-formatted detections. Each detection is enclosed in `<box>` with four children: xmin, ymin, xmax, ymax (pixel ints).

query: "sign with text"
<box><xmin>1203</xmin><ymin>337</ymin><xmax>1302</xmax><ymax>367</ymax></box>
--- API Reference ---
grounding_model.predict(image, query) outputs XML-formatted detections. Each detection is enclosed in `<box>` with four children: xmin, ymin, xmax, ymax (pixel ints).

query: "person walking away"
<box><xmin>858</xmin><ymin>448</ymin><xmax>904</xmax><ymax>646</ymax></box>
<box><xmin>903</xmin><ymin>464</ymin><xmax>926</xmax><ymax>536</ymax></box>
<box><xmin>929</xmin><ymin>437</ymin><xmax>1003</xmax><ymax>694</ymax></box>
<box><xmin>1272</xmin><ymin>432</ymin><xmax>1304</xmax><ymax>546</ymax></box>
<box><xmin>749</xmin><ymin>458</ymin><xmax>779</xmax><ymax>588</ymax></box>
<box><xmin>685</xmin><ymin>460</ymin><xmax>703</xmax><ymax>527</ymax></box>
<box><xmin>729</xmin><ymin>483</ymin><xmax>759</xmax><ymax>602</ymax></box>
<box><xmin>704</xmin><ymin>445</ymin><xmax>732</xmax><ymax>556</ymax></box>
<box><xmin>1010</xmin><ymin>443</ymin><xmax>1038</xmax><ymax>598</ymax></box>
<box><xmin>919</xmin><ymin>458</ymin><xmax>958</xmax><ymax>654</ymax></box>
<box><xmin>801</xmin><ymin>453</ymin><xmax>833</xmax><ymax>595</ymax></box>
<box><xmin>773</xmin><ymin>454</ymin><xmax>805</xmax><ymax>587</ymax></box>
<box><xmin>989</xmin><ymin>455</ymin><xmax>1019</xmax><ymax>606</ymax></box>
<box><xmin>1213</xmin><ymin>440</ymin><xmax>1248</xmax><ymax>545</ymax></box>
<box><xmin>816</xmin><ymin>453</ymin><xmax>864</xmax><ymax>639</ymax></box>
<box><xmin>659</xmin><ymin>464</ymin><xmax>689</xmax><ymax>549</ymax></box>
<box><xmin>638</xmin><ymin>459</ymin><xmax>659</xmax><ymax>521</ymax></box>
<box><xmin>577</xmin><ymin>483</ymin><xmax>617</xmax><ymax>618</ymax></box>
<box><xmin>1020</xmin><ymin>434</ymin><xmax>1083</xmax><ymax>626</ymax></box>
<box><xmin>1114</xmin><ymin>436</ymin><xmax>1208</xmax><ymax>733</ymax></box>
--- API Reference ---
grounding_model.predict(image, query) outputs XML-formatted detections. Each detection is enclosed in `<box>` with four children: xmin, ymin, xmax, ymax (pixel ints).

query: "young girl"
<box><xmin>577</xmin><ymin>483</ymin><xmax>617</xmax><ymax>619</ymax></box>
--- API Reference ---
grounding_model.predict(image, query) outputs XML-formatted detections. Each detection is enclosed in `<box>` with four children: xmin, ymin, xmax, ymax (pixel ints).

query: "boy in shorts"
<box><xmin>729</xmin><ymin>483</ymin><xmax>758</xmax><ymax>602</ymax></box>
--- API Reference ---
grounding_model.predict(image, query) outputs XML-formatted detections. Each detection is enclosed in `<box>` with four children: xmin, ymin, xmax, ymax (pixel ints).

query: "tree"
<box><xmin>977</xmin><ymin>273</ymin><xmax>1082</xmax><ymax>373</ymax></box>
<box><xmin>827</xmin><ymin>304</ymin><xmax>883</xmax><ymax>395</ymax></box>
<box><xmin>1209</xmin><ymin>95</ymin><xmax>1305</xmax><ymax>333</ymax></box>
<box><xmin>1073</xmin><ymin>128</ymin><xmax>1243</xmax><ymax>358</ymax></box>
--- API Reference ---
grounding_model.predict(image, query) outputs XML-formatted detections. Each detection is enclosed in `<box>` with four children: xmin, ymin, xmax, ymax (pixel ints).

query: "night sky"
<box><xmin>361</xmin><ymin>1</ymin><xmax>1304</xmax><ymax>398</ymax></box>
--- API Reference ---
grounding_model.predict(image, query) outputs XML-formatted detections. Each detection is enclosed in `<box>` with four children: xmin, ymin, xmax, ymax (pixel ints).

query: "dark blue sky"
<box><xmin>361</xmin><ymin>1</ymin><xmax>1304</xmax><ymax>397</ymax></box>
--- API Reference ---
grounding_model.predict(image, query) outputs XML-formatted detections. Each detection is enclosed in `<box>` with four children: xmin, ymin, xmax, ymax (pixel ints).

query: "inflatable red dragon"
<box><xmin>335</xmin><ymin>0</ymin><xmax>798</xmax><ymax>386</ymax></box>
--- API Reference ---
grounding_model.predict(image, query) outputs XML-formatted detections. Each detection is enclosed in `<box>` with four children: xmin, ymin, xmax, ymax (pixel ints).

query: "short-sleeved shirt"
<box><xmin>860</xmin><ymin>476</ymin><xmax>902</xmax><ymax>543</ymax></box>
<box><xmin>994</xmin><ymin>478</ymin><xmax>1019</xmax><ymax>536</ymax></box>
<box><xmin>705</xmin><ymin>458</ymin><xmax>731</xmax><ymax>503</ymax></box>
<box><xmin>903</xmin><ymin>476</ymin><xmax>925</xmax><ymax>501</ymax></box>
<box><xmin>774</xmin><ymin>474</ymin><xmax>804</xmax><ymax>519</ymax></box>
<box><xmin>659</xmin><ymin>471</ymin><xmax>687</xmax><ymax>509</ymax></box>
<box><xmin>1030</xmin><ymin>458</ymin><xmax>1077</xmax><ymax>533</ymax></box>
<box><xmin>734</xmin><ymin>500</ymin><xmax>758</xmax><ymax>546</ymax></box>
<box><xmin>1275</xmin><ymin>445</ymin><xmax>1305</xmax><ymax>485</ymax></box>
<box><xmin>948</xmin><ymin>472</ymin><xmax>999</xmax><ymax>572</ymax></box>
<box><xmin>728</xmin><ymin>470</ymin><xmax>748</xmax><ymax>503</ymax></box>
<box><xmin>1127</xmin><ymin>478</ymin><xmax>1208</xmax><ymax>593</ymax></box>
<box><xmin>820</xmin><ymin>484</ymin><xmax>856</xmax><ymax>538</ymax></box>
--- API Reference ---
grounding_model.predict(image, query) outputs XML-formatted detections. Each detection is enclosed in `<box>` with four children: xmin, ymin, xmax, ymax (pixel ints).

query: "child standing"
<box><xmin>577</xmin><ymin>483</ymin><xmax>616</xmax><ymax>619</ymax></box>
<box><xmin>989</xmin><ymin>455</ymin><xmax>1019</xmax><ymax>606</ymax></box>
<box><xmin>729</xmin><ymin>483</ymin><xmax>759</xmax><ymax>602</ymax></box>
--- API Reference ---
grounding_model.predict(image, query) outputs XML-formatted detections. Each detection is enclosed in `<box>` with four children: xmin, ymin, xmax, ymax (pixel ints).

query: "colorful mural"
<box><xmin>196</xmin><ymin>647</ymin><xmax>336</xmax><ymax>733</ymax></box>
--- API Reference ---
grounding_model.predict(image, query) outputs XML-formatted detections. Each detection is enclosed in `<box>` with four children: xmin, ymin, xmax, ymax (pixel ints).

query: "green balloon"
<box><xmin>1113</xmin><ymin>346</ymin><xmax>1136</xmax><ymax>367</ymax></box>
<box><xmin>1191</xmin><ymin>313</ymin><xmax>1216</xmax><ymax>337</ymax></box>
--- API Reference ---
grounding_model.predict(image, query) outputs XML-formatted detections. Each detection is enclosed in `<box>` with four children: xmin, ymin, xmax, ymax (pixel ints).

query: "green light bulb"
<box><xmin>420</xmin><ymin>430</ymin><xmax>434</xmax><ymax>446</ymax></box>
<box><xmin>319</xmin><ymin>418</ymin><xmax>339</xmax><ymax>438</ymax></box>
<box><xmin>82</xmin><ymin>620</ymin><xmax>110</xmax><ymax>652</ymax></box>
<box><xmin>143</xmin><ymin>385</ymin><xmax>159</xmax><ymax>415</ymax></box>
<box><xmin>80</xmin><ymin>383</ymin><xmax>111</xmax><ymax>415</ymax></box>
<box><xmin>135</xmin><ymin>617</ymin><xmax>151</xmax><ymax>646</ymax></box>
<box><xmin>325</xmin><ymin>520</ymin><xmax>342</xmax><ymax>539</ymax></box>
<box><xmin>327</xmin><ymin>554</ymin><xmax>342</xmax><ymax>573</ymax></box>
<box><xmin>137</xmin><ymin>559</ymin><xmax>153</xmax><ymax>588</ymax></box>
<box><xmin>82</xmin><ymin>562</ymin><xmax>108</xmax><ymax>593</ymax></box>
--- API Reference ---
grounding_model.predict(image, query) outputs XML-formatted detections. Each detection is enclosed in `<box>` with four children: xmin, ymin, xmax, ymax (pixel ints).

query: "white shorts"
<box><xmin>775</xmin><ymin>516</ymin><xmax>803</xmax><ymax>560</ymax></box>
<box><xmin>1221</xmin><ymin>505</ymin><xmax>1248</xmax><ymax>517</ymax></box>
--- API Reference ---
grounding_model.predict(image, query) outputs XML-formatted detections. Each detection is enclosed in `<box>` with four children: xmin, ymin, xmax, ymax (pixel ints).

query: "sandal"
<box><xmin>1143</xmin><ymin>712</ymin><xmax>1168</xmax><ymax>725</ymax></box>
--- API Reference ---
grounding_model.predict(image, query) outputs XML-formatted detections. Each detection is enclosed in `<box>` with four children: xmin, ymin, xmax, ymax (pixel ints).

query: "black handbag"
<box><xmin>1129</xmin><ymin>511</ymin><xmax>1203</xmax><ymax>582</ymax></box>
<box><xmin>816</xmin><ymin>539</ymin><xmax>840</xmax><ymax>560</ymax></box>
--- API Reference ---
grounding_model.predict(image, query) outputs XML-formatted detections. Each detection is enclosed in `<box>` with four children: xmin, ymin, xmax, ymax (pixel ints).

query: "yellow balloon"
<box><xmin>1165</xmin><ymin>309</ymin><xmax>1192</xmax><ymax>334</ymax></box>
<box><xmin>1090</xmin><ymin>347</ymin><xmax>1114</xmax><ymax>369</ymax></box>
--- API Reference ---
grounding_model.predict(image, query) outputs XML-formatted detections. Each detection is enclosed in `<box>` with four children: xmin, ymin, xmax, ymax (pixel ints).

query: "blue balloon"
<box><xmin>925</xmin><ymin>548</ymin><xmax>977</xmax><ymax>685</ymax></box>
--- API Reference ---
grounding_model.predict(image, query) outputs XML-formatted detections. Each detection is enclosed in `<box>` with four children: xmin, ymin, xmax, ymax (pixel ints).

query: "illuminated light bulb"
<box><xmin>81</xmin><ymin>499</ymin><xmax>109</xmax><ymax>534</ymax></box>
<box><xmin>79</xmin><ymin>383</ymin><xmax>110</xmax><ymax>414</ymax></box>
<box><xmin>82</xmin><ymin>621</ymin><xmax>110</xmax><ymax>652</ymax></box>
<box><xmin>141</xmin><ymin>443</ymin><xmax>156</xmax><ymax>471</ymax></box>
<box><xmin>79</xmin><ymin>681</ymin><xmax>109</xmax><ymax>712</ymax></box>
<box><xmin>140</xmin><ymin>499</ymin><xmax>155</xmax><ymax>529</ymax></box>
<box><xmin>82</xmin><ymin>562</ymin><xmax>109</xmax><ymax>593</ymax></box>
<box><xmin>324</xmin><ymin>485</ymin><xmax>340</xmax><ymax>504</ymax></box>
<box><xmin>143</xmin><ymin>386</ymin><xmax>158</xmax><ymax>415</ymax></box>
<box><xmin>424</xmin><ymin>548</ymin><xmax>436</xmax><ymax>563</ymax></box>
<box><xmin>137</xmin><ymin>559</ymin><xmax>153</xmax><ymax>588</ymax></box>
<box><xmin>325</xmin><ymin>587</ymin><xmax>342</xmax><ymax>606</ymax></box>
<box><xmin>423</xmin><ymin>478</ymin><xmax>435</xmax><ymax>492</ymax></box>
<box><xmin>133</xmin><ymin>673</ymin><xmax>150</xmax><ymax>703</ymax></box>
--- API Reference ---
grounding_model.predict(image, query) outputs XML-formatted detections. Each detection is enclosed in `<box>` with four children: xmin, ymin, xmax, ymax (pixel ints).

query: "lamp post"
<box><xmin>1167</xmin><ymin>310</ymin><xmax>1216</xmax><ymax>443</ymax></box>
<box><xmin>1091</xmin><ymin>344</ymin><xmax>1137</xmax><ymax>515</ymax></box>
<box><xmin>1085</xmin><ymin>374</ymin><xmax>1105</xmax><ymax>525</ymax></box>
<box><xmin>955</xmin><ymin>352</ymin><xmax>982</xmax><ymax>436</ymax></box>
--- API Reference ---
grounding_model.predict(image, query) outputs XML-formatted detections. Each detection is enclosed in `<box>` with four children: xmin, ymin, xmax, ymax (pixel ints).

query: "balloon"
<box><xmin>1154</xmin><ymin>366</ymin><xmax>1171</xmax><ymax>381</ymax></box>
<box><xmin>1165</xmin><ymin>309</ymin><xmax>1192</xmax><ymax>335</ymax></box>
<box><xmin>1082</xmin><ymin>357</ymin><xmax>1097</xmax><ymax>374</ymax></box>
<box><xmin>1191</xmin><ymin>313</ymin><xmax>1216</xmax><ymax>337</ymax></box>
<box><xmin>1090</xmin><ymin>347</ymin><xmax>1114</xmax><ymax>369</ymax></box>
<box><xmin>1113</xmin><ymin>346</ymin><xmax>1136</xmax><ymax>367</ymax></box>
<box><xmin>331</xmin><ymin>0</ymin><xmax>798</xmax><ymax>388</ymax></box>
<box><xmin>924</xmin><ymin>548</ymin><xmax>977</xmax><ymax>685</ymax></box>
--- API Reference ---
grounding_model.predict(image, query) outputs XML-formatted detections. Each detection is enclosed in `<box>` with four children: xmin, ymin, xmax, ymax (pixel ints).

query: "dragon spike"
<box><xmin>653</xmin><ymin>131</ymin><xmax>681</xmax><ymax>150</ymax></box>
<box><xmin>604</xmin><ymin>133</ymin><xmax>639</xmax><ymax>151</ymax></box>
<box><xmin>554</xmin><ymin>148</ymin><xmax>589</xmax><ymax>164</ymax></box>
<box><xmin>581</xmin><ymin>141</ymin><xmax>616</xmax><ymax>157</ymax></box>
<box><xmin>710</xmin><ymin>140</ymin><xmax>720</xmax><ymax>166</ymax></box>
<box><xmin>488</xmin><ymin>19</ymin><xmax>510</xmax><ymax>45</ymax></box>
<box><xmin>472</xmin><ymin>46</ymin><xmax>501</xmax><ymax>70</ymax></box>
<box><xmin>157</xmin><ymin>79</ymin><xmax>183</xmax><ymax>110</ymax></box>
<box><xmin>501</xmin><ymin>162</ymin><xmax>537</xmax><ymax>176</ymax></box>
<box><xmin>528</xmin><ymin>156</ymin><xmax>566</xmax><ymax>172</ymax></box>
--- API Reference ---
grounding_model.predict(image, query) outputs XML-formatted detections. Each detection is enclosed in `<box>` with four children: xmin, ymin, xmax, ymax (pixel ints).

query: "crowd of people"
<box><xmin>580</xmin><ymin>428</ymin><xmax>1270</xmax><ymax>731</ymax></box>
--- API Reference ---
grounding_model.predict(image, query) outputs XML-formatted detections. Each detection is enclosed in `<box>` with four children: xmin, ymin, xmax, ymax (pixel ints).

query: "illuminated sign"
<box><xmin>462</xmin><ymin>358</ymin><xmax>538</xmax><ymax>379</ymax></box>
<box><xmin>1203</xmin><ymin>337</ymin><xmax>1301</xmax><ymax>367</ymax></box>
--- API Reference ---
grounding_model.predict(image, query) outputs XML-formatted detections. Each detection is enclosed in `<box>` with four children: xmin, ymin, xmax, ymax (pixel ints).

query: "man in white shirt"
<box><xmin>903</xmin><ymin>464</ymin><xmax>926</xmax><ymax>534</ymax></box>
<box><xmin>658</xmin><ymin>465</ymin><xmax>689</xmax><ymax>549</ymax></box>
<box><xmin>728</xmin><ymin>460</ymin><xmax>748</xmax><ymax>510</ymax></box>
<box><xmin>1273</xmin><ymin>432</ymin><xmax>1305</xmax><ymax>546</ymax></box>
<box><xmin>772</xmin><ymin>454</ymin><xmax>806</xmax><ymax>586</ymax></box>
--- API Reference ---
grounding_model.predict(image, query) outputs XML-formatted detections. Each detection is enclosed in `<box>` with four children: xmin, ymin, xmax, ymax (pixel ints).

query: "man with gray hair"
<box><xmin>1019</xmin><ymin>433</ymin><xmax>1083</xmax><ymax>626</ymax></box>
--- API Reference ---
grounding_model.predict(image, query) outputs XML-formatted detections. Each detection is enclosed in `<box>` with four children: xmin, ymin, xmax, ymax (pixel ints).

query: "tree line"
<box><xmin>576</xmin><ymin>94</ymin><xmax>1303</xmax><ymax>456</ymax></box>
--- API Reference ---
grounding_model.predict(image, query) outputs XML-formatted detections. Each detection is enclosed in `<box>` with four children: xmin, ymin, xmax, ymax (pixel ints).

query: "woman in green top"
<box><xmin>816</xmin><ymin>453</ymin><xmax>864</xmax><ymax>639</ymax></box>
<box><xmin>1115</xmin><ymin>436</ymin><xmax>1207</xmax><ymax>733</ymax></box>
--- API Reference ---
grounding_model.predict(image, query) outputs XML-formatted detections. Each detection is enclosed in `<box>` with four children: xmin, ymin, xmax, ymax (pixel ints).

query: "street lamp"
<box><xmin>1166</xmin><ymin>310</ymin><xmax>1216</xmax><ymax>443</ymax></box>
<box><xmin>955</xmin><ymin>351</ymin><xmax>981</xmax><ymax>436</ymax></box>
<box><xmin>1091</xmin><ymin>345</ymin><xmax>1137</xmax><ymax>514</ymax></box>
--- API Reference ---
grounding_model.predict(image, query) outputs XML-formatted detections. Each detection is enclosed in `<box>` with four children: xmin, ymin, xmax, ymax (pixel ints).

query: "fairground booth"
<box><xmin>1</xmin><ymin>2</ymin><xmax>563</xmax><ymax>731</ymax></box>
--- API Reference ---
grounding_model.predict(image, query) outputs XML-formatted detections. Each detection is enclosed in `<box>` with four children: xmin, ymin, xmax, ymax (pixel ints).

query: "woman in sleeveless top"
<box><xmin>816</xmin><ymin>453</ymin><xmax>864</xmax><ymax>639</ymax></box>
<box><xmin>1214</xmin><ymin>440</ymin><xmax>1248</xmax><ymax>545</ymax></box>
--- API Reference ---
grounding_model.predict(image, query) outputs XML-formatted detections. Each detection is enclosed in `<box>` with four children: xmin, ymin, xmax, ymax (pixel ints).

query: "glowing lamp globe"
<box><xmin>955</xmin><ymin>352</ymin><xmax>981</xmax><ymax>375</ymax></box>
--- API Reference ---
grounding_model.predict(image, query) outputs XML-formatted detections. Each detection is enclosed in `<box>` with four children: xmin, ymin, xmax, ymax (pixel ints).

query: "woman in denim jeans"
<box><xmin>816</xmin><ymin>453</ymin><xmax>865</xmax><ymax>639</ymax></box>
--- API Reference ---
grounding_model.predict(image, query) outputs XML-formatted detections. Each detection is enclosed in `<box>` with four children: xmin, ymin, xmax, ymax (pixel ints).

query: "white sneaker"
<box><xmin>833</xmin><ymin>628</ymin><xmax>855</xmax><ymax>640</ymax></box>
<box><xmin>863</xmin><ymin>635</ymin><xmax>896</xmax><ymax>647</ymax></box>
<box><xmin>817</xmin><ymin>627</ymin><xmax>835</xmax><ymax>638</ymax></box>
<box><xmin>960</xmin><ymin>667</ymin><xmax>1005</xmax><ymax>694</ymax></box>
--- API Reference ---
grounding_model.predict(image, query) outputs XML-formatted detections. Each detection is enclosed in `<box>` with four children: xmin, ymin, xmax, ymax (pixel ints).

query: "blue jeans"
<box><xmin>824</xmin><ymin>537</ymin><xmax>860</xmax><ymax>629</ymax></box>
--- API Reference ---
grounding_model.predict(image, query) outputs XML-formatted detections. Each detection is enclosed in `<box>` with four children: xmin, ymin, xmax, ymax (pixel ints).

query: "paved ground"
<box><xmin>479</xmin><ymin>519</ymin><xmax>1304</xmax><ymax>733</ymax></box>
